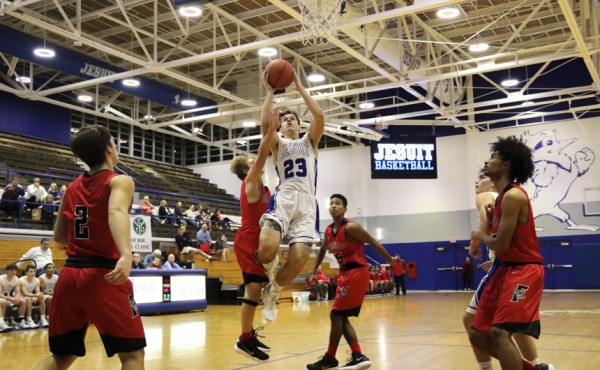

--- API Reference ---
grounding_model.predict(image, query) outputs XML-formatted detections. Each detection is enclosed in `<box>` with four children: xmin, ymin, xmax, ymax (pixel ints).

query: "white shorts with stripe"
<box><xmin>260</xmin><ymin>190</ymin><xmax>320</xmax><ymax>245</ymax></box>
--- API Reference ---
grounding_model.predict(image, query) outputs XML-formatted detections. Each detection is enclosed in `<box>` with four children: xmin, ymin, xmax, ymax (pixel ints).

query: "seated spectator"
<box><xmin>143</xmin><ymin>249</ymin><xmax>162</xmax><ymax>267</ymax></box>
<box><xmin>163</xmin><ymin>254</ymin><xmax>182</xmax><ymax>270</ymax></box>
<box><xmin>5</xmin><ymin>176</ymin><xmax>25</xmax><ymax>197</ymax></box>
<box><xmin>182</xmin><ymin>204</ymin><xmax>199</xmax><ymax>227</ymax></box>
<box><xmin>380</xmin><ymin>266</ymin><xmax>392</xmax><ymax>293</ymax></box>
<box><xmin>24</xmin><ymin>177</ymin><xmax>47</xmax><ymax>210</ymax></box>
<box><xmin>140</xmin><ymin>195</ymin><xmax>160</xmax><ymax>224</ymax></box>
<box><xmin>0</xmin><ymin>264</ymin><xmax>28</xmax><ymax>329</ymax></box>
<box><xmin>20</xmin><ymin>265</ymin><xmax>47</xmax><ymax>327</ymax></box>
<box><xmin>195</xmin><ymin>205</ymin><xmax>205</xmax><ymax>223</ymax></box>
<box><xmin>175</xmin><ymin>226</ymin><xmax>213</xmax><ymax>261</ymax></box>
<box><xmin>41</xmin><ymin>194</ymin><xmax>58</xmax><ymax>223</ymax></box>
<box><xmin>17</xmin><ymin>238</ymin><xmax>54</xmax><ymax>277</ymax></box>
<box><xmin>313</xmin><ymin>266</ymin><xmax>330</xmax><ymax>301</ymax></box>
<box><xmin>202</xmin><ymin>208</ymin><xmax>212</xmax><ymax>229</ymax></box>
<box><xmin>47</xmin><ymin>183</ymin><xmax>60</xmax><ymax>199</ymax></box>
<box><xmin>147</xmin><ymin>256</ymin><xmax>162</xmax><ymax>269</ymax></box>
<box><xmin>1</xmin><ymin>184</ymin><xmax>20</xmax><ymax>217</ymax></box>
<box><xmin>158</xmin><ymin>199</ymin><xmax>178</xmax><ymax>225</ymax></box>
<box><xmin>131</xmin><ymin>253</ymin><xmax>145</xmax><ymax>269</ymax></box>
<box><xmin>38</xmin><ymin>263</ymin><xmax>58</xmax><ymax>325</ymax></box>
<box><xmin>212</xmin><ymin>234</ymin><xmax>230</xmax><ymax>262</ymax></box>
<box><xmin>56</xmin><ymin>184</ymin><xmax>67</xmax><ymax>202</ymax></box>
<box><xmin>175</xmin><ymin>202</ymin><xmax>197</xmax><ymax>227</ymax></box>
<box><xmin>210</xmin><ymin>209</ymin><xmax>234</xmax><ymax>230</ymax></box>
<box><xmin>196</xmin><ymin>223</ymin><xmax>213</xmax><ymax>254</ymax></box>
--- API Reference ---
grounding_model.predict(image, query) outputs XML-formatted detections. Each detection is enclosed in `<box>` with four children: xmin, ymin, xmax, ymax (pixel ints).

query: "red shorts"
<box><xmin>332</xmin><ymin>266</ymin><xmax>370</xmax><ymax>317</ymax></box>
<box><xmin>234</xmin><ymin>226</ymin><xmax>268</xmax><ymax>284</ymax></box>
<box><xmin>49</xmin><ymin>267</ymin><xmax>146</xmax><ymax>357</ymax></box>
<box><xmin>472</xmin><ymin>263</ymin><xmax>543</xmax><ymax>338</ymax></box>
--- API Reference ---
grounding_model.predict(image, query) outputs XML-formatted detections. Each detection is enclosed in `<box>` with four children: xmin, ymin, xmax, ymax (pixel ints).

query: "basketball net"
<box><xmin>298</xmin><ymin>0</ymin><xmax>343</xmax><ymax>45</ymax></box>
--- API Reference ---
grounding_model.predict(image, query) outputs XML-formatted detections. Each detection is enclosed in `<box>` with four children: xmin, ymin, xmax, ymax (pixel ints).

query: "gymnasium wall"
<box><xmin>194</xmin><ymin>117</ymin><xmax>600</xmax><ymax>288</ymax></box>
<box><xmin>0</xmin><ymin>91</ymin><xmax>71</xmax><ymax>144</ymax></box>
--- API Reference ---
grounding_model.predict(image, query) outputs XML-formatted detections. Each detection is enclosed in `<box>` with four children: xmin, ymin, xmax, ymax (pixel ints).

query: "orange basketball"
<box><xmin>265</xmin><ymin>59</ymin><xmax>295</xmax><ymax>89</ymax></box>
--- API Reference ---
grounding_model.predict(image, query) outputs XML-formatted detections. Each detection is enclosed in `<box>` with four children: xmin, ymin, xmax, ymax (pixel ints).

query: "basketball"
<box><xmin>265</xmin><ymin>59</ymin><xmax>295</xmax><ymax>89</ymax></box>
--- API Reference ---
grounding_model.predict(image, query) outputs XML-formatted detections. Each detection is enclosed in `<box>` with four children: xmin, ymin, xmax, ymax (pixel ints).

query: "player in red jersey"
<box><xmin>35</xmin><ymin>125</ymin><xmax>145</xmax><ymax>370</ymax></box>
<box><xmin>470</xmin><ymin>136</ymin><xmax>554</xmax><ymax>370</ymax></box>
<box><xmin>307</xmin><ymin>194</ymin><xmax>394</xmax><ymax>370</ymax></box>
<box><xmin>230</xmin><ymin>107</ymin><xmax>278</xmax><ymax>362</ymax></box>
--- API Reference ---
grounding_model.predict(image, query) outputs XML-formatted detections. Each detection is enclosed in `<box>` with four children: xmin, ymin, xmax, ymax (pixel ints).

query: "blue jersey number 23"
<box><xmin>283</xmin><ymin>158</ymin><xmax>307</xmax><ymax>179</ymax></box>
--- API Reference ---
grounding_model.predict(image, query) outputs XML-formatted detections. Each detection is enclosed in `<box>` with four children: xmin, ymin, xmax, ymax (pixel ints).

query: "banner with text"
<box><xmin>130</xmin><ymin>215</ymin><xmax>152</xmax><ymax>253</ymax></box>
<box><xmin>370</xmin><ymin>136</ymin><xmax>437</xmax><ymax>179</ymax></box>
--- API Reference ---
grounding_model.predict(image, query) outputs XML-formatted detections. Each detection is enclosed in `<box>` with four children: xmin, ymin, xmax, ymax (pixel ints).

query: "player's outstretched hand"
<box><xmin>105</xmin><ymin>255</ymin><xmax>132</xmax><ymax>285</ymax></box>
<box><xmin>469</xmin><ymin>239</ymin><xmax>482</xmax><ymax>259</ymax></box>
<box><xmin>292</xmin><ymin>70</ymin><xmax>303</xmax><ymax>91</ymax></box>
<box><xmin>262</xmin><ymin>71</ymin><xmax>274</xmax><ymax>93</ymax></box>
<box><xmin>479</xmin><ymin>260</ymin><xmax>493</xmax><ymax>272</ymax></box>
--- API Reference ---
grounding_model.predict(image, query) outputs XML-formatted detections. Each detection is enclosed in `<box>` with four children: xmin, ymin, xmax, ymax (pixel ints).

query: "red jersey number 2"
<box><xmin>74</xmin><ymin>205</ymin><xmax>90</xmax><ymax>239</ymax></box>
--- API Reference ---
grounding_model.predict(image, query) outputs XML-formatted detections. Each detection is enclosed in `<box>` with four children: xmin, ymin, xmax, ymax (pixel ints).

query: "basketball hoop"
<box><xmin>298</xmin><ymin>0</ymin><xmax>343</xmax><ymax>45</ymax></box>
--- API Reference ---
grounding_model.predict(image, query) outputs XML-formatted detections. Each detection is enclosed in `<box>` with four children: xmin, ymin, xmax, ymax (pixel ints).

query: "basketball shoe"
<box><xmin>338</xmin><ymin>351</ymin><xmax>371</xmax><ymax>370</ymax></box>
<box><xmin>534</xmin><ymin>364</ymin><xmax>555</xmax><ymax>370</ymax></box>
<box><xmin>307</xmin><ymin>354</ymin><xmax>339</xmax><ymax>370</ymax></box>
<box><xmin>252</xmin><ymin>327</ymin><xmax>271</xmax><ymax>352</ymax></box>
<box><xmin>234</xmin><ymin>336</ymin><xmax>269</xmax><ymax>362</ymax></box>
<box><xmin>261</xmin><ymin>282</ymin><xmax>279</xmax><ymax>321</ymax></box>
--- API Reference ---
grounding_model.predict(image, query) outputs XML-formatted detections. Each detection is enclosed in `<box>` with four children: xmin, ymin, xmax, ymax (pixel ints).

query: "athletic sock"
<box><xmin>478</xmin><ymin>361</ymin><xmax>493</xmax><ymax>370</ymax></box>
<box><xmin>349</xmin><ymin>342</ymin><xmax>361</xmax><ymax>354</ymax></box>
<box><xmin>522</xmin><ymin>358</ymin><xmax>535</xmax><ymax>370</ymax></box>
<box><xmin>530</xmin><ymin>358</ymin><xmax>541</xmax><ymax>365</ymax></box>
<box><xmin>241</xmin><ymin>331</ymin><xmax>253</xmax><ymax>341</ymax></box>
<box><xmin>325</xmin><ymin>345</ymin><xmax>337</xmax><ymax>358</ymax></box>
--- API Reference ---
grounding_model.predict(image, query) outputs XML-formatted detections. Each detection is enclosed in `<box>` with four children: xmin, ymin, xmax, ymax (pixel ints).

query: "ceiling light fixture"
<box><xmin>34</xmin><ymin>1</ymin><xmax>55</xmax><ymax>58</ymax></box>
<box><xmin>307</xmin><ymin>72</ymin><xmax>326</xmax><ymax>83</ymax></box>
<box><xmin>122</xmin><ymin>78</ymin><xmax>140</xmax><ymax>87</ymax></box>
<box><xmin>192</xmin><ymin>127</ymin><xmax>201</xmax><ymax>134</ymax></box>
<box><xmin>237</xmin><ymin>140</ymin><xmax>247</xmax><ymax>145</ymax></box>
<box><xmin>258</xmin><ymin>47</ymin><xmax>277</xmax><ymax>57</ymax></box>
<box><xmin>178</xmin><ymin>5</ymin><xmax>202</xmax><ymax>17</ymax></box>
<box><xmin>181</xmin><ymin>99</ymin><xmax>197</xmax><ymax>107</ymax></box>
<box><xmin>242</xmin><ymin>120</ymin><xmax>257</xmax><ymax>128</ymax></box>
<box><xmin>34</xmin><ymin>47</ymin><xmax>55</xmax><ymax>58</ymax></box>
<box><xmin>469</xmin><ymin>43</ymin><xmax>489</xmax><ymax>52</ymax></box>
<box><xmin>436</xmin><ymin>7</ymin><xmax>460</xmax><ymax>19</ymax></box>
<box><xmin>359</xmin><ymin>102</ymin><xmax>375</xmax><ymax>109</ymax></box>
<box><xmin>501</xmin><ymin>79</ymin><xmax>519</xmax><ymax>87</ymax></box>
<box><xmin>15</xmin><ymin>76</ymin><xmax>31</xmax><ymax>84</ymax></box>
<box><xmin>77</xmin><ymin>94</ymin><xmax>93</xmax><ymax>102</ymax></box>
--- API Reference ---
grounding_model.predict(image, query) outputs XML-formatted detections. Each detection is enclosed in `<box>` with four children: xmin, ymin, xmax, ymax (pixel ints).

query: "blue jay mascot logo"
<box><xmin>521</xmin><ymin>129</ymin><xmax>598</xmax><ymax>232</ymax></box>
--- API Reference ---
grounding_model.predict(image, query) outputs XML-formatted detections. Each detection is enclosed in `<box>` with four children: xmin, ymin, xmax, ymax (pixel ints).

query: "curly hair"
<box><xmin>490</xmin><ymin>135</ymin><xmax>534</xmax><ymax>185</ymax></box>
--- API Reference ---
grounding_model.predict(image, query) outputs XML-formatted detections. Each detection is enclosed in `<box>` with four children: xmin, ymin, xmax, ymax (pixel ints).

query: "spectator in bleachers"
<box><xmin>213</xmin><ymin>234</ymin><xmax>230</xmax><ymax>262</ymax></box>
<box><xmin>195</xmin><ymin>205</ymin><xmax>205</xmax><ymax>224</ymax></box>
<box><xmin>17</xmin><ymin>238</ymin><xmax>54</xmax><ymax>277</ymax></box>
<box><xmin>39</xmin><ymin>263</ymin><xmax>58</xmax><ymax>325</ymax></box>
<box><xmin>140</xmin><ymin>195</ymin><xmax>160</xmax><ymax>223</ymax></box>
<box><xmin>0</xmin><ymin>264</ymin><xmax>29</xmax><ymax>329</ymax></box>
<box><xmin>1</xmin><ymin>183</ymin><xmax>20</xmax><ymax>217</ymax></box>
<box><xmin>175</xmin><ymin>226</ymin><xmax>213</xmax><ymax>261</ymax></box>
<box><xmin>162</xmin><ymin>254</ymin><xmax>182</xmax><ymax>270</ymax></box>
<box><xmin>181</xmin><ymin>204</ymin><xmax>199</xmax><ymax>227</ymax></box>
<box><xmin>19</xmin><ymin>264</ymin><xmax>47</xmax><ymax>327</ymax></box>
<box><xmin>131</xmin><ymin>253</ymin><xmax>145</xmax><ymax>269</ymax></box>
<box><xmin>211</xmin><ymin>209</ymin><xmax>234</xmax><ymax>230</ymax></box>
<box><xmin>174</xmin><ymin>201</ymin><xmax>186</xmax><ymax>225</ymax></box>
<box><xmin>196</xmin><ymin>223</ymin><xmax>213</xmax><ymax>255</ymax></box>
<box><xmin>56</xmin><ymin>184</ymin><xmax>67</xmax><ymax>202</ymax></box>
<box><xmin>24</xmin><ymin>177</ymin><xmax>47</xmax><ymax>210</ymax></box>
<box><xmin>143</xmin><ymin>249</ymin><xmax>162</xmax><ymax>267</ymax></box>
<box><xmin>158</xmin><ymin>199</ymin><xmax>178</xmax><ymax>225</ymax></box>
<box><xmin>147</xmin><ymin>256</ymin><xmax>162</xmax><ymax>269</ymax></box>
<box><xmin>5</xmin><ymin>176</ymin><xmax>25</xmax><ymax>197</ymax></box>
<box><xmin>47</xmin><ymin>183</ymin><xmax>60</xmax><ymax>199</ymax></box>
<box><xmin>202</xmin><ymin>207</ymin><xmax>212</xmax><ymax>229</ymax></box>
<box><xmin>41</xmin><ymin>194</ymin><xmax>58</xmax><ymax>223</ymax></box>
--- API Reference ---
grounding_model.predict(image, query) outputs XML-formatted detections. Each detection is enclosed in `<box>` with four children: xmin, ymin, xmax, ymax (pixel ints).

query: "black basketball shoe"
<box><xmin>234</xmin><ymin>337</ymin><xmax>269</xmax><ymax>362</ymax></box>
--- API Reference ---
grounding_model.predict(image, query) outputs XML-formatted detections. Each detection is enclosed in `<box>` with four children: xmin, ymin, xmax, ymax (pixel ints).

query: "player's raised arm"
<box><xmin>293</xmin><ymin>71</ymin><xmax>324</xmax><ymax>150</ymax></box>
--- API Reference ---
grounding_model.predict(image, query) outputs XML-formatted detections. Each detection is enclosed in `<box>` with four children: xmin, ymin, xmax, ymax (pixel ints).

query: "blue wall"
<box><xmin>365</xmin><ymin>234</ymin><xmax>600</xmax><ymax>290</ymax></box>
<box><xmin>0</xmin><ymin>91</ymin><xmax>70</xmax><ymax>144</ymax></box>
